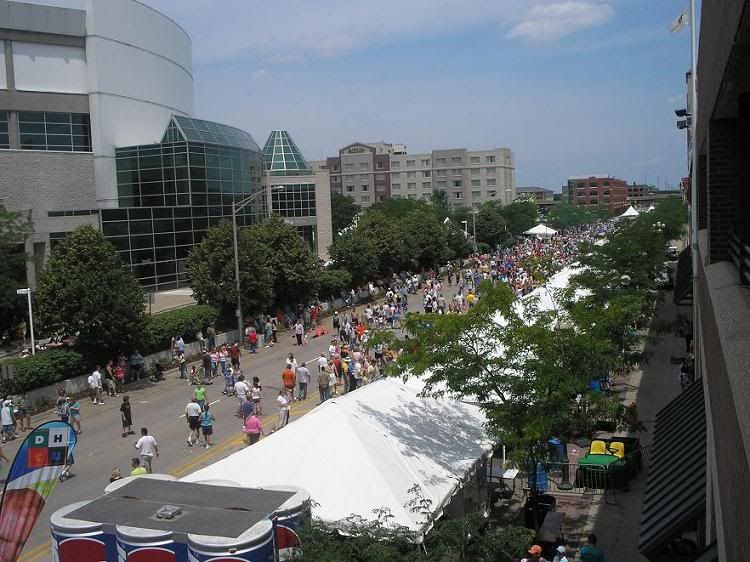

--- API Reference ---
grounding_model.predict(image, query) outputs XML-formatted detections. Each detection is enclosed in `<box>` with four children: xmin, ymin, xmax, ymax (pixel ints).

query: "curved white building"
<box><xmin>0</xmin><ymin>0</ymin><xmax>194</xmax><ymax>281</ymax></box>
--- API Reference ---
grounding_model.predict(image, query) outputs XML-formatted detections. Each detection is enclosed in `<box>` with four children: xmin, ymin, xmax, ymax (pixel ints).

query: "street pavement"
<box><xmin>11</xmin><ymin>287</ymin><xmax>446</xmax><ymax>562</ymax></box>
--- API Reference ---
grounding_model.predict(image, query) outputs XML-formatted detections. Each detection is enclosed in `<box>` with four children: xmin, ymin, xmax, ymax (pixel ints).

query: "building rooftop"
<box><xmin>262</xmin><ymin>130</ymin><xmax>313</xmax><ymax>176</ymax></box>
<box><xmin>517</xmin><ymin>186</ymin><xmax>554</xmax><ymax>193</ymax></box>
<box><xmin>162</xmin><ymin>115</ymin><xmax>261</xmax><ymax>152</ymax></box>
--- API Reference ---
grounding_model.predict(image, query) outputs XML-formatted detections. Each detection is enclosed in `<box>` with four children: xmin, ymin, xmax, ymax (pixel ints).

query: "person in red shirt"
<box><xmin>247</xmin><ymin>328</ymin><xmax>258</xmax><ymax>354</ymax></box>
<box><xmin>229</xmin><ymin>342</ymin><xmax>242</xmax><ymax>373</ymax></box>
<box><xmin>281</xmin><ymin>364</ymin><xmax>296</xmax><ymax>402</ymax></box>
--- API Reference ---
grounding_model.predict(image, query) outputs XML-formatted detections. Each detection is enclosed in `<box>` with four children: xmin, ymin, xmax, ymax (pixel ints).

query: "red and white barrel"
<box><xmin>51</xmin><ymin>500</ymin><xmax>117</xmax><ymax>562</ymax></box>
<box><xmin>116</xmin><ymin>525</ymin><xmax>185</xmax><ymax>562</ymax></box>
<box><xmin>104</xmin><ymin>474</ymin><xmax>177</xmax><ymax>494</ymax></box>
<box><xmin>261</xmin><ymin>485</ymin><xmax>310</xmax><ymax>561</ymax></box>
<box><xmin>187</xmin><ymin>519</ymin><xmax>274</xmax><ymax>562</ymax></box>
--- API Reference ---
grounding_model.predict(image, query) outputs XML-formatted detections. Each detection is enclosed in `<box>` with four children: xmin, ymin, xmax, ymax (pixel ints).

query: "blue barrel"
<box><xmin>116</xmin><ymin>525</ymin><xmax>186</xmax><ymax>562</ymax></box>
<box><xmin>187</xmin><ymin>518</ymin><xmax>274</xmax><ymax>562</ymax></box>
<box><xmin>262</xmin><ymin>485</ymin><xmax>310</xmax><ymax>561</ymax></box>
<box><xmin>104</xmin><ymin>473</ymin><xmax>177</xmax><ymax>494</ymax></box>
<box><xmin>51</xmin><ymin>500</ymin><xmax>117</xmax><ymax>562</ymax></box>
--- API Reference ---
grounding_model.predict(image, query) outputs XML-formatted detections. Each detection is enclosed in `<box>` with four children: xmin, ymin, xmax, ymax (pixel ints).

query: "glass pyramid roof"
<box><xmin>262</xmin><ymin>130</ymin><xmax>312</xmax><ymax>176</ymax></box>
<box><xmin>161</xmin><ymin>115</ymin><xmax>261</xmax><ymax>152</ymax></box>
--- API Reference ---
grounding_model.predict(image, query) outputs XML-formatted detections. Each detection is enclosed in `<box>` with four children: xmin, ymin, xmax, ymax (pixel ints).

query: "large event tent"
<box><xmin>524</xmin><ymin>223</ymin><xmax>557</xmax><ymax>238</ymax></box>
<box><xmin>183</xmin><ymin>377</ymin><xmax>493</xmax><ymax>535</ymax></box>
<box><xmin>618</xmin><ymin>205</ymin><xmax>640</xmax><ymax>219</ymax></box>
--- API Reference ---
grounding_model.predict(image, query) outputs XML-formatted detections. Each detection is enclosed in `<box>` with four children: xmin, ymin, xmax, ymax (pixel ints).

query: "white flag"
<box><xmin>670</xmin><ymin>5</ymin><xmax>690</xmax><ymax>33</ymax></box>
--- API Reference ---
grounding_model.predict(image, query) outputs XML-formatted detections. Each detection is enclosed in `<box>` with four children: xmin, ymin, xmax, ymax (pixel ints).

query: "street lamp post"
<box><xmin>231</xmin><ymin>185</ymin><xmax>284</xmax><ymax>339</ymax></box>
<box><xmin>16</xmin><ymin>288</ymin><xmax>34</xmax><ymax>355</ymax></box>
<box><xmin>471</xmin><ymin>210</ymin><xmax>478</xmax><ymax>254</ymax></box>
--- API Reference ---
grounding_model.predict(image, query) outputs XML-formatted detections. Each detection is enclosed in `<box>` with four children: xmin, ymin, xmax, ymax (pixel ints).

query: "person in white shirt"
<box><xmin>553</xmin><ymin>545</ymin><xmax>568</xmax><ymax>562</ymax></box>
<box><xmin>317</xmin><ymin>354</ymin><xmax>327</xmax><ymax>373</ymax></box>
<box><xmin>88</xmin><ymin>366</ymin><xmax>104</xmax><ymax>404</ymax></box>
<box><xmin>296</xmin><ymin>364</ymin><xmax>310</xmax><ymax>401</ymax></box>
<box><xmin>134</xmin><ymin>427</ymin><xmax>159</xmax><ymax>473</ymax></box>
<box><xmin>276</xmin><ymin>391</ymin><xmax>290</xmax><ymax>429</ymax></box>
<box><xmin>234</xmin><ymin>375</ymin><xmax>249</xmax><ymax>418</ymax></box>
<box><xmin>185</xmin><ymin>399</ymin><xmax>202</xmax><ymax>446</ymax></box>
<box><xmin>0</xmin><ymin>400</ymin><xmax>15</xmax><ymax>443</ymax></box>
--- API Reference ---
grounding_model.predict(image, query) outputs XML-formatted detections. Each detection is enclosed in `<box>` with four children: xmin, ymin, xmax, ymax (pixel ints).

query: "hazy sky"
<box><xmin>31</xmin><ymin>0</ymin><xmax>695</xmax><ymax>190</ymax></box>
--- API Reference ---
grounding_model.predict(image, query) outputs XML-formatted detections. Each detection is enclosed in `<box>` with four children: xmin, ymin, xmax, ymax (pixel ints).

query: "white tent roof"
<box><xmin>619</xmin><ymin>205</ymin><xmax>640</xmax><ymax>218</ymax></box>
<box><xmin>182</xmin><ymin>378</ymin><xmax>492</xmax><ymax>535</ymax></box>
<box><xmin>524</xmin><ymin>223</ymin><xmax>557</xmax><ymax>237</ymax></box>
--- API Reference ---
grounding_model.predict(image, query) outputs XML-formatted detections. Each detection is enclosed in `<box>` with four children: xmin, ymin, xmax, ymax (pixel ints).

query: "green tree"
<box><xmin>500</xmin><ymin>199</ymin><xmax>538</xmax><ymax>236</ymax></box>
<box><xmin>318</xmin><ymin>269</ymin><xmax>352</xmax><ymax>301</ymax></box>
<box><xmin>331</xmin><ymin>192</ymin><xmax>361</xmax><ymax>235</ymax></box>
<box><xmin>378</xmin><ymin>282</ymin><xmax>623</xmax><ymax>520</ymax></box>
<box><xmin>186</xmin><ymin>221</ymin><xmax>274</xmax><ymax>320</ymax></box>
<box><xmin>252</xmin><ymin>216</ymin><xmax>321</xmax><ymax>308</ymax></box>
<box><xmin>431</xmin><ymin>189</ymin><xmax>449</xmax><ymax>210</ymax></box>
<box><xmin>475</xmin><ymin>201</ymin><xmax>511</xmax><ymax>248</ymax></box>
<box><xmin>0</xmin><ymin>207</ymin><xmax>31</xmax><ymax>338</ymax></box>
<box><xmin>546</xmin><ymin>201</ymin><xmax>606</xmax><ymax>230</ymax></box>
<box><xmin>34</xmin><ymin>226</ymin><xmax>146</xmax><ymax>361</ymax></box>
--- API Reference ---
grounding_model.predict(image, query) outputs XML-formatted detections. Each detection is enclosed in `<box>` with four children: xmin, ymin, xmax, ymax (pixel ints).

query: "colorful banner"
<box><xmin>0</xmin><ymin>421</ymin><xmax>77</xmax><ymax>561</ymax></box>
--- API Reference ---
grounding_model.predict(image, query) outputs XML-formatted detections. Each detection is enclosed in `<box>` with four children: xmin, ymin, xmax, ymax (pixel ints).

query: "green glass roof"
<box><xmin>162</xmin><ymin>115</ymin><xmax>261</xmax><ymax>152</ymax></box>
<box><xmin>262</xmin><ymin>130</ymin><xmax>312</xmax><ymax>176</ymax></box>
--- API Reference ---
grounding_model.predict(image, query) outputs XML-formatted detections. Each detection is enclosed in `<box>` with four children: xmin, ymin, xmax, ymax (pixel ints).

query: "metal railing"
<box><xmin>507</xmin><ymin>446</ymin><xmax>653</xmax><ymax>505</ymax></box>
<box><xmin>728</xmin><ymin>231</ymin><xmax>750</xmax><ymax>285</ymax></box>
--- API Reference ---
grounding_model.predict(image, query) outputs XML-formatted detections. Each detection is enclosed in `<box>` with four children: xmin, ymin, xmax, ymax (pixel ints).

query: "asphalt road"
<box><xmin>11</xmin><ymin>287</ymin><xmax>446</xmax><ymax>562</ymax></box>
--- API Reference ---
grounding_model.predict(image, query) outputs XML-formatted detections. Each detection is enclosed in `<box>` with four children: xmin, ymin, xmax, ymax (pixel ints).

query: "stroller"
<box><xmin>222</xmin><ymin>367</ymin><xmax>236</xmax><ymax>396</ymax></box>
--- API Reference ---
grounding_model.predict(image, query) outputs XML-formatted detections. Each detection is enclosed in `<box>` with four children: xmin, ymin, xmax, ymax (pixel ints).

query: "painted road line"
<box><xmin>169</xmin><ymin>398</ymin><xmax>320</xmax><ymax>479</ymax></box>
<box><xmin>17</xmin><ymin>540</ymin><xmax>50</xmax><ymax>562</ymax></box>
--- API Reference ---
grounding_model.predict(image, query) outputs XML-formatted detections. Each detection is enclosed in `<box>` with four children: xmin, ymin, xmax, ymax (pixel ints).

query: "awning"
<box><xmin>638</xmin><ymin>381</ymin><xmax>706</xmax><ymax>558</ymax></box>
<box><xmin>673</xmin><ymin>246</ymin><xmax>693</xmax><ymax>305</ymax></box>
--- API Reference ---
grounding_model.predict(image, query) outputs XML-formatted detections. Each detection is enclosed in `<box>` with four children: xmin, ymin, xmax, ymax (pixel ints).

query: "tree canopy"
<box><xmin>34</xmin><ymin>225</ymin><xmax>146</xmax><ymax>361</ymax></box>
<box><xmin>0</xmin><ymin>207</ymin><xmax>32</xmax><ymax>338</ymax></box>
<box><xmin>330</xmin><ymin>192</ymin><xmax>361</xmax><ymax>235</ymax></box>
<box><xmin>186</xmin><ymin>221</ymin><xmax>274</xmax><ymax>321</ymax></box>
<box><xmin>545</xmin><ymin>201</ymin><xmax>610</xmax><ymax>230</ymax></box>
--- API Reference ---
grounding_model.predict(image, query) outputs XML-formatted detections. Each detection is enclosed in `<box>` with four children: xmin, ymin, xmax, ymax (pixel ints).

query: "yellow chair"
<box><xmin>609</xmin><ymin>441</ymin><xmax>625</xmax><ymax>459</ymax></box>
<box><xmin>590</xmin><ymin>440</ymin><xmax>607</xmax><ymax>455</ymax></box>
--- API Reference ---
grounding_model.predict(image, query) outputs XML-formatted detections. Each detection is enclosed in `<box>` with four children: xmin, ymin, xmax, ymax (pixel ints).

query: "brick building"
<box><xmin>636</xmin><ymin>2</ymin><xmax>750</xmax><ymax>561</ymax></box>
<box><xmin>564</xmin><ymin>175</ymin><xmax>628</xmax><ymax>213</ymax></box>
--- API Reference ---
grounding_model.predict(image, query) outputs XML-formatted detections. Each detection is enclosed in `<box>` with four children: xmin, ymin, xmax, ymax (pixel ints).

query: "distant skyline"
<box><xmin>24</xmin><ymin>0</ymin><xmax>694</xmax><ymax>191</ymax></box>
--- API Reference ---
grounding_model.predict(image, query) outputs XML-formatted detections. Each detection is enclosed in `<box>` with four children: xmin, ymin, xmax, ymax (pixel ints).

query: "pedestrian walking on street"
<box><xmin>69</xmin><ymin>397</ymin><xmax>82</xmax><ymax>434</ymax></box>
<box><xmin>251</xmin><ymin>377</ymin><xmax>263</xmax><ymax>415</ymax></box>
<box><xmin>318</xmin><ymin>366</ymin><xmax>330</xmax><ymax>404</ymax></box>
<box><xmin>580</xmin><ymin>534</ymin><xmax>606</xmax><ymax>562</ymax></box>
<box><xmin>104</xmin><ymin>360</ymin><xmax>117</xmax><ymax>397</ymax></box>
<box><xmin>178</xmin><ymin>352</ymin><xmax>187</xmax><ymax>380</ymax></box>
<box><xmin>57</xmin><ymin>393</ymin><xmax>69</xmax><ymax>424</ymax></box>
<box><xmin>241</xmin><ymin>391</ymin><xmax>255</xmax><ymax>420</ymax></box>
<box><xmin>230</xmin><ymin>342</ymin><xmax>242</xmax><ymax>373</ymax></box>
<box><xmin>88</xmin><ymin>365</ymin><xmax>104</xmax><ymax>404</ymax></box>
<box><xmin>243</xmin><ymin>410</ymin><xmax>263</xmax><ymax>445</ymax></box>
<box><xmin>120</xmin><ymin>396</ymin><xmax>134</xmax><ymax>438</ymax></box>
<box><xmin>247</xmin><ymin>327</ymin><xmax>258</xmax><ymax>354</ymax></box>
<box><xmin>234</xmin><ymin>375</ymin><xmax>249</xmax><ymax>418</ymax></box>
<box><xmin>294</xmin><ymin>319</ymin><xmax>304</xmax><ymax>346</ymax></box>
<box><xmin>194</xmin><ymin>382</ymin><xmax>207</xmax><ymax>411</ymax></box>
<box><xmin>199</xmin><ymin>404</ymin><xmax>215</xmax><ymax>448</ymax></box>
<box><xmin>296</xmin><ymin>362</ymin><xmax>310</xmax><ymax>401</ymax></box>
<box><xmin>128</xmin><ymin>350</ymin><xmax>144</xmax><ymax>383</ymax></box>
<box><xmin>185</xmin><ymin>398</ymin><xmax>202</xmax><ymax>447</ymax></box>
<box><xmin>282</xmin><ymin>364</ymin><xmax>296</xmax><ymax>402</ymax></box>
<box><xmin>276</xmin><ymin>390</ymin><xmax>290</xmax><ymax>429</ymax></box>
<box><xmin>115</xmin><ymin>363</ymin><xmax>126</xmax><ymax>394</ymax></box>
<box><xmin>1</xmin><ymin>401</ymin><xmax>15</xmax><ymax>443</ymax></box>
<box><xmin>134</xmin><ymin>427</ymin><xmax>158</xmax><ymax>473</ymax></box>
<box><xmin>14</xmin><ymin>394</ymin><xmax>31</xmax><ymax>431</ymax></box>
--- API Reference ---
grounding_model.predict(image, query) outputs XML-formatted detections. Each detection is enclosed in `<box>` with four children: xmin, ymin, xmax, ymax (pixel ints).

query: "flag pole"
<box><xmin>689</xmin><ymin>0</ymin><xmax>700</xmax><ymax>377</ymax></box>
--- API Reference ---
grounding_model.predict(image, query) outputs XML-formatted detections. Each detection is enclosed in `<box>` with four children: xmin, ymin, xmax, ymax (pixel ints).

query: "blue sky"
<box><xmin>37</xmin><ymin>0</ymin><xmax>695</xmax><ymax>191</ymax></box>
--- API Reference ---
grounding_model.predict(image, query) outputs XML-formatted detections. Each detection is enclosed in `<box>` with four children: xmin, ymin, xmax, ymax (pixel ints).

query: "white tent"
<box><xmin>618</xmin><ymin>205</ymin><xmax>640</xmax><ymax>219</ymax></box>
<box><xmin>524</xmin><ymin>223</ymin><xmax>557</xmax><ymax>238</ymax></box>
<box><xmin>183</xmin><ymin>378</ymin><xmax>492</xmax><ymax>535</ymax></box>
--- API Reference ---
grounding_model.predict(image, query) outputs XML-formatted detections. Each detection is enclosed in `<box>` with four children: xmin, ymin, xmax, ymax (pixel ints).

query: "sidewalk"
<box><xmin>552</xmin><ymin>289</ymin><xmax>690</xmax><ymax>561</ymax></box>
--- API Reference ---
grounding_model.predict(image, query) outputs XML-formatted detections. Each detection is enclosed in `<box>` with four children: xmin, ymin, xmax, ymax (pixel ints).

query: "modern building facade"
<box><xmin>263</xmin><ymin>130</ymin><xmax>332</xmax><ymax>260</ymax></box>
<box><xmin>1</xmin><ymin>0</ymin><xmax>332</xmax><ymax>291</ymax></box>
<box><xmin>0</xmin><ymin>0</ymin><xmax>193</xmax><ymax>284</ymax></box>
<box><xmin>314</xmin><ymin>142</ymin><xmax>515</xmax><ymax>209</ymax></box>
<box><xmin>516</xmin><ymin>186</ymin><xmax>556</xmax><ymax>209</ymax></box>
<box><xmin>564</xmin><ymin>175</ymin><xmax>628</xmax><ymax>213</ymax></box>
<box><xmin>637</xmin><ymin>2</ymin><xmax>750</xmax><ymax>561</ymax></box>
